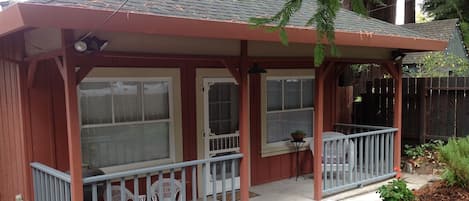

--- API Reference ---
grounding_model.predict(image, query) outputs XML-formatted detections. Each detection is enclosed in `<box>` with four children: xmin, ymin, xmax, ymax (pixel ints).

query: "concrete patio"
<box><xmin>250</xmin><ymin>173</ymin><xmax>439</xmax><ymax>201</ymax></box>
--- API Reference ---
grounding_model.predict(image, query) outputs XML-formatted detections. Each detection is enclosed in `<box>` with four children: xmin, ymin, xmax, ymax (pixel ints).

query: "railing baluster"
<box><xmin>222</xmin><ymin>161</ymin><xmax>226</xmax><ymax>201</ymax></box>
<box><xmin>59</xmin><ymin>180</ymin><xmax>64</xmax><ymax>201</ymax></box>
<box><xmin>212</xmin><ymin>162</ymin><xmax>217</xmax><ymax>201</ymax></box>
<box><xmin>385</xmin><ymin>133</ymin><xmax>390</xmax><ymax>173</ymax></box>
<box><xmin>335</xmin><ymin>139</ymin><xmax>339</xmax><ymax>188</ymax></box>
<box><xmin>65</xmin><ymin>183</ymin><xmax>71</xmax><ymax>201</ymax></box>
<box><xmin>329</xmin><ymin>140</ymin><xmax>333</xmax><ymax>189</ymax></box>
<box><xmin>182</xmin><ymin>167</ymin><xmax>186</xmax><ymax>201</ymax></box>
<box><xmin>133</xmin><ymin>176</ymin><xmax>139</xmax><ymax>201</ymax></box>
<box><xmin>231</xmin><ymin>159</ymin><xmax>236</xmax><ymax>201</ymax></box>
<box><xmin>379</xmin><ymin>133</ymin><xmax>386</xmax><ymax>175</ymax></box>
<box><xmin>120</xmin><ymin>177</ymin><xmax>125</xmax><ymax>201</ymax></box>
<box><xmin>157</xmin><ymin>171</ymin><xmax>163</xmax><ymax>201</ymax></box>
<box><xmin>359</xmin><ymin>136</ymin><xmax>363</xmax><ymax>181</ymax></box>
<box><xmin>92</xmin><ymin>183</ymin><xmax>98</xmax><ymax>201</ymax></box>
<box><xmin>365</xmin><ymin>135</ymin><xmax>369</xmax><ymax>180</ymax></box>
<box><xmin>192</xmin><ymin>166</ymin><xmax>197</xmax><ymax>201</ymax></box>
<box><xmin>202</xmin><ymin>163</ymin><xmax>207</xmax><ymax>201</ymax></box>
<box><xmin>375</xmin><ymin>134</ymin><xmax>379</xmax><ymax>176</ymax></box>
<box><xmin>41</xmin><ymin>171</ymin><xmax>46</xmax><ymax>201</ymax></box>
<box><xmin>323</xmin><ymin>141</ymin><xmax>327</xmax><ymax>189</ymax></box>
<box><xmin>106</xmin><ymin>180</ymin><xmax>112</xmax><ymax>201</ymax></box>
<box><xmin>170</xmin><ymin>169</ymin><xmax>175</xmax><ymax>201</ymax></box>
<box><xmin>390</xmin><ymin>134</ymin><xmax>394</xmax><ymax>172</ymax></box>
<box><xmin>342</xmin><ymin>139</ymin><xmax>346</xmax><ymax>185</ymax></box>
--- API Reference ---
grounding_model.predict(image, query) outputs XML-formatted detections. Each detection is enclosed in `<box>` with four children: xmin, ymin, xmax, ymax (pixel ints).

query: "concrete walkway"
<box><xmin>250</xmin><ymin>173</ymin><xmax>439</xmax><ymax>201</ymax></box>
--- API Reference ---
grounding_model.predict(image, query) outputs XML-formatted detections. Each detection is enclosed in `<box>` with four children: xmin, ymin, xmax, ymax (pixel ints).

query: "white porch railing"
<box><xmin>31</xmin><ymin>163</ymin><xmax>72</xmax><ymax>201</ymax></box>
<box><xmin>31</xmin><ymin>154</ymin><xmax>242</xmax><ymax>201</ymax></box>
<box><xmin>322</xmin><ymin>123</ymin><xmax>397</xmax><ymax>196</ymax></box>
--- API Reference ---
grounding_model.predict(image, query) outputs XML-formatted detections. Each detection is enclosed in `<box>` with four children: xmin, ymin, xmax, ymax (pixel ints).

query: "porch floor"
<box><xmin>250</xmin><ymin>173</ymin><xmax>438</xmax><ymax>201</ymax></box>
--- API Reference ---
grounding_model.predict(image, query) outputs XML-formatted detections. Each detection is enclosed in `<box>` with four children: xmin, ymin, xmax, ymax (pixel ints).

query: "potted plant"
<box><xmin>291</xmin><ymin>130</ymin><xmax>306</xmax><ymax>142</ymax></box>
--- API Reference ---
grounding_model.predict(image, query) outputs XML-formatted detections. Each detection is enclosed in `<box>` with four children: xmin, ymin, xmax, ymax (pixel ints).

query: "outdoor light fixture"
<box><xmin>392</xmin><ymin>50</ymin><xmax>406</xmax><ymax>61</ymax></box>
<box><xmin>74</xmin><ymin>36</ymin><xmax>109</xmax><ymax>53</ymax></box>
<box><xmin>248</xmin><ymin>63</ymin><xmax>267</xmax><ymax>74</ymax></box>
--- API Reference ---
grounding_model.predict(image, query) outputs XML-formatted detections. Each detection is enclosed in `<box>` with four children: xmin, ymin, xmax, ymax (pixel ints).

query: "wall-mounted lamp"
<box><xmin>248</xmin><ymin>63</ymin><xmax>267</xmax><ymax>74</ymax></box>
<box><xmin>74</xmin><ymin>36</ymin><xmax>109</xmax><ymax>53</ymax></box>
<box><xmin>392</xmin><ymin>50</ymin><xmax>406</xmax><ymax>61</ymax></box>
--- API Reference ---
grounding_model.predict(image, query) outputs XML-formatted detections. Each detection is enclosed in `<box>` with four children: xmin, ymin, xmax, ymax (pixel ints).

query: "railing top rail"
<box><xmin>334</xmin><ymin>123</ymin><xmax>396</xmax><ymax>130</ymax></box>
<box><xmin>323</xmin><ymin>128</ymin><xmax>398</xmax><ymax>142</ymax></box>
<box><xmin>31</xmin><ymin>162</ymin><xmax>71</xmax><ymax>183</ymax></box>
<box><xmin>83</xmin><ymin>153</ymin><xmax>243</xmax><ymax>184</ymax></box>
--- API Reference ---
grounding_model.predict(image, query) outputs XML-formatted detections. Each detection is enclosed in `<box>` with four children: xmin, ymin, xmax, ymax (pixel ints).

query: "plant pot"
<box><xmin>291</xmin><ymin>132</ymin><xmax>305</xmax><ymax>141</ymax></box>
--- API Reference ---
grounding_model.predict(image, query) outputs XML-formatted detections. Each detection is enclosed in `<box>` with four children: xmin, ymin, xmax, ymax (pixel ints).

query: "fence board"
<box><xmin>353</xmin><ymin>77</ymin><xmax>469</xmax><ymax>142</ymax></box>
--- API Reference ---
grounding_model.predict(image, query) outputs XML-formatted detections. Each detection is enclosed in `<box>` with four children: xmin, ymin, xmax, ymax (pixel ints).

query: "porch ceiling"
<box><xmin>0</xmin><ymin>2</ymin><xmax>447</xmax><ymax>51</ymax></box>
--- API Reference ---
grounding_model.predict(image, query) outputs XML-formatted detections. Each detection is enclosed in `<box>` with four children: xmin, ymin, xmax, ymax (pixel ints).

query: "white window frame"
<box><xmin>79</xmin><ymin>77</ymin><xmax>175</xmax><ymax>173</ymax></box>
<box><xmin>264</xmin><ymin>76</ymin><xmax>315</xmax><ymax>152</ymax></box>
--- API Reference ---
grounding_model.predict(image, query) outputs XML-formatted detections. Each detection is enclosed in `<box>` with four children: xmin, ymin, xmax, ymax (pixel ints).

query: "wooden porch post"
<box><xmin>392</xmin><ymin>62</ymin><xmax>403</xmax><ymax>176</ymax></box>
<box><xmin>62</xmin><ymin>30</ymin><xmax>84</xmax><ymax>201</ymax></box>
<box><xmin>239</xmin><ymin>40</ymin><xmax>250</xmax><ymax>201</ymax></box>
<box><xmin>313</xmin><ymin>63</ymin><xmax>326</xmax><ymax>201</ymax></box>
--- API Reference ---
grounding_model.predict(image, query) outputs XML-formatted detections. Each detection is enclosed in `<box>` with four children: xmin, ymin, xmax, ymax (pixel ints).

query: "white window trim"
<box><xmin>79</xmin><ymin>77</ymin><xmax>176</xmax><ymax>173</ymax></box>
<box><xmin>262</xmin><ymin>75</ymin><xmax>315</xmax><ymax>157</ymax></box>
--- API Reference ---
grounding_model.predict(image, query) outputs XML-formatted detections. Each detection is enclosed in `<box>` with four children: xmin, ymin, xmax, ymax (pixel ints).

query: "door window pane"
<box><xmin>208</xmin><ymin>83</ymin><xmax>239</xmax><ymax>135</ymax></box>
<box><xmin>80</xmin><ymin>82</ymin><xmax>113</xmax><ymax>125</ymax></box>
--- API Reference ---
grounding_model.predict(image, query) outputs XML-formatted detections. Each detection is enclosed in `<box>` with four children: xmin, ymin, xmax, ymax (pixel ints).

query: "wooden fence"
<box><xmin>352</xmin><ymin>77</ymin><xmax>469</xmax><ymax>142</ymax></box>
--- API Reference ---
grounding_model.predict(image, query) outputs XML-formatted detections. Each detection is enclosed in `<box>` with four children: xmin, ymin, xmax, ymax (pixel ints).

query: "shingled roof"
<box><xmin>25</xmin><ymin>0</ymin><xmax>426</xmax><ymax>39</ymax></box>
<box><xmin>401</xmin><ymin>18</ymin><xmax>459</xmax><ymax>40</ymax></box>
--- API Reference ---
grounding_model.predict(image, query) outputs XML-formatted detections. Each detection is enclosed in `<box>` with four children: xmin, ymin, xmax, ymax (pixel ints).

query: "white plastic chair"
<box><xmin>102</xmin><ymin>185</ymin><xmax>136</xmax><ymax>201</ymax></box>
<box><xmin>150</xmin><ymin>178</ymin><xmax>182</xmax><ymax>201</ymax></box>
<box><xmin>310</xmin><ymin>132</ymin><xmax>355</xmax><ymax>177</ymax></box>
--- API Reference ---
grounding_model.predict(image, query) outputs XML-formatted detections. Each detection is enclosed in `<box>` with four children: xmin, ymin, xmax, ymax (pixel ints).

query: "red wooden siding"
<box><xmin>0</xmin><ymin>33</ymin><xmax>31</xmax><ymax>201</ymax></box>
<box><xmin>249</xmin><ymin>74</ymin><xmax>314</xmax><ymax>185</ymax></box>
<box><xmin>28</xmin><ymin>60</ymin><xmax>69</xmax><ymax>171</ymax></box>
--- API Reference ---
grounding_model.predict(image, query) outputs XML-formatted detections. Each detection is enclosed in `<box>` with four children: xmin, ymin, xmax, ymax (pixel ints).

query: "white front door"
<box><xmin>203</xmin><ymin>78</ymin><xmax>240</xmax><ymax>195</ymax></box>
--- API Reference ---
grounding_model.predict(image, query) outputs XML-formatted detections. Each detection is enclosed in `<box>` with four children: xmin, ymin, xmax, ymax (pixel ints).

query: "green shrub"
<box><xmin>439</xmin><ymin>137</ymin><xmax>469</xmax><ymax>188</ymax></box>
<box><xmin>377</xmin><ymin>179</ymin><xmax>415</xmax><ymax>201</ymax></box>
<box><xmin>404</xmin><ymin>140</ymin><xmax>443</xmax><ymax>159</ymax></box>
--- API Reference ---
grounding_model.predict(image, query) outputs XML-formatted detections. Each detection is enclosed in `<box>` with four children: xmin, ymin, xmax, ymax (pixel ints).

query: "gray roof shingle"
<box><xmin>401</xmin><ymin>18</ymin><xmax>459</xmax><ymax>41</ymax></box>
<box><xmin>25</xmin><ymin>0</ymin><xmax>429</xmax><ymax>39</ymax></box>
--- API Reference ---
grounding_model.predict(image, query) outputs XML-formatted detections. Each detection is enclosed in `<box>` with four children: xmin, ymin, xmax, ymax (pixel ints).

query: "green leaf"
<box><xmin>279</xmin><ymin>29</ymin><xmax>289</xmax><ymax>46</ymax></box>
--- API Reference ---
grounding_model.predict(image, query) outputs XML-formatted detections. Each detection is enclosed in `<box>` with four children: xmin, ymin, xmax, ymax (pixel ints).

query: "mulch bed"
<box><xmin>414</xmin><ymin>181</ymin><xmax>469</xmax><ymax>201</ymax></box>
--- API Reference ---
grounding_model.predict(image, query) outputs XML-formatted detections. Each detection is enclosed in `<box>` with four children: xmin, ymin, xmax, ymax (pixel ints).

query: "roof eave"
<box><xmin>1</xmin><ymin>3</ymin><xmax>448</xmax><ymax>51</ymax></box>
<box><xmin>0</xmin><ymin>4</ymin><xmax>28</xmax><ymax>37</ymax></box>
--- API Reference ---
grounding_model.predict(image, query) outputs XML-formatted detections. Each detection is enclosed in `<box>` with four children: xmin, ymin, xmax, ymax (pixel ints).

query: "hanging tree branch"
<box><xmin>249</xmin><ymin>0</ymin><xmax>380</xmax><ymax>66</ymax></box>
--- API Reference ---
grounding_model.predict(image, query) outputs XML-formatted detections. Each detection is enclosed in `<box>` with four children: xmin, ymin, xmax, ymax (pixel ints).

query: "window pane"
<box><xmin>284</xmin><ymin>79</ymin><xmax>301</xmax><ymax>109</ymax></box>
<box><xmin>302</xmin><ymin>79</ymin><xmax>314</xmax><ymax>108</ymax></box>
<box><xmin>267</xmin><ymin>80</ymin><xmax>282</xmax><ymax>111</ymax></box>
<box><xmin>80</xmin><ymin>82</ymin><xmax>112</xmax><ymax>125</ymax></box>
<box><xmin>267</xmin><ymin>110</ymin><xmax>313</xmax><ymax>143</ymax></box>
<box><xmin>144</xmin><ymin>82</ymin><xmax>169</xmax><ymax>120</ymax></box>
<box><xmin>81</xmin><ymin>122</ymin><xmax>170</xmax><ymax>168</ymax></box>
<box><xmin>113</xmin><ymin>81</ymin><xmax>142</xmax><ymax>122</ymax></box>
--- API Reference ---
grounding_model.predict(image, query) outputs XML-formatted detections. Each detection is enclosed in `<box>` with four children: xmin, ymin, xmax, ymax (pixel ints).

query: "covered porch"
<box><xmin>0</xmin><ymin>1</ymin><xmax>448</xmax><ymax>201</ymax></box>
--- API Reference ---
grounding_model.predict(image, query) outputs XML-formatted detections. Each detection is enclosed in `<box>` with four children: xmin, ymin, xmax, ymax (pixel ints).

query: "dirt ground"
<box><xmin>414</xmin><ymin>181</ymin><xmax>469</xmax><ymax>201</ymax></box>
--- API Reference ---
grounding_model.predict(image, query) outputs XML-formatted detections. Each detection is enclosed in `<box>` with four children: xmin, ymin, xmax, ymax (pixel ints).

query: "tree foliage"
<box><xmin>422</xmin><ymin>0</ymin><xmax>469</xmax><ymax>48</ymax></box>
<box><xmin>405</xmin><ymin>52</ymin><xmax>469</xmax><ymax>77</ymax></box>
<box><xmin>249</xmin><ymin>0</ymin><xmax>378</xmax><ymax>66</ymax></box>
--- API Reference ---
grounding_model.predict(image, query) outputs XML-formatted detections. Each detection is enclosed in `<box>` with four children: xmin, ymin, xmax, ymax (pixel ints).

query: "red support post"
<box><xmin>62</xmin><ymin>29</ymin><xmax>84</xmax><ymax>201</ymax></box>
<box><xmin>392</xmin><ymin>62</ymin><xmax>403</xmax><ymax>177</ymax></box>
<box><xmin>238</xmin><ymin>40</ymin><xmax>250</xmax><ymax>201</ymax></box>
<box><xmin>313</xmin><ymin>64</ymin><xmax>326</xmax><ymax>201</ymax></box>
